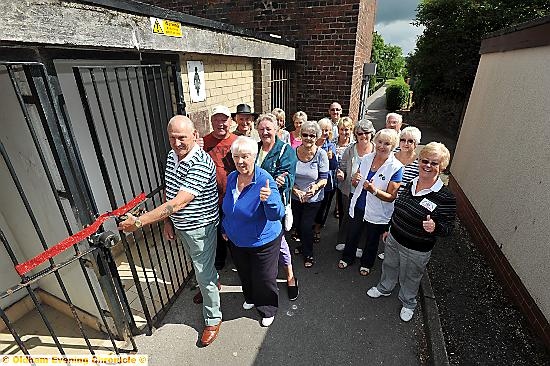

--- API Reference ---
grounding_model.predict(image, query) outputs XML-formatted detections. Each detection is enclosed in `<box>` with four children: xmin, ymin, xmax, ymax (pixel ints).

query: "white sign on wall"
<box><xmin>186</xmin><ymin>61</ymin><xmax>206</xmax><ymax>103</ymax></box>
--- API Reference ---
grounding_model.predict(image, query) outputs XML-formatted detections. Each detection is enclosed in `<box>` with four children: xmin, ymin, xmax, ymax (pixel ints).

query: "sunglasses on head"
<box><xmin>400</xmin><ymin>138</ymin><xmax>415</xmax><ymax>144</ymax></box>
<box><xmin>301</xmin><ymin>133</ymin><xmax>316</xmax><ymax>139</ymax></box>
<box><xmin>420</xmin><ymin>159</ymin><xmax>440</xmax><ymax>167</ymax></box>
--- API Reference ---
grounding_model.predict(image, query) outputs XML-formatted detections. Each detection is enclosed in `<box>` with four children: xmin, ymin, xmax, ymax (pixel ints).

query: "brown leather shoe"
<box><xmin>200</xmin><ymin>321</ymin><xmax>221</xmax><ymax>346</ymax></box>
<box><xmin>193</xmin><ymin>282</ymin><xmax>222</xmax><ymax>304</ymax></box>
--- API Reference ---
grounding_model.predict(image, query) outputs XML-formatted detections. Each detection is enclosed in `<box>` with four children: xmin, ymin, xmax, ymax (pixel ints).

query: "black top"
<box><xmin>390</xmin><ymin>180</ymin><xmax>457</xmax><ymax>252</ymax></box>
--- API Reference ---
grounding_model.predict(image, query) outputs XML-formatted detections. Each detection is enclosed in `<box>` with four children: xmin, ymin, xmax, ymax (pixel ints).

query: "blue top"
<box><xmin>292</xmin><ymin>147</ymin><xmax>329</xmax><ymax>203</ymax></box>
<box><xmin>222</xmin><ymin>166</ymin><xmax>285</xmax><ymax>247</ymax></box>
<box><xmin>354</xmin><ymin>168</ymin><xmax>403</xmax><ymax>210</ymax></box>
<box><xmin>320</xmin><ymin>138</ymin><xmax>338</xmax><ymax>191</ymax></box>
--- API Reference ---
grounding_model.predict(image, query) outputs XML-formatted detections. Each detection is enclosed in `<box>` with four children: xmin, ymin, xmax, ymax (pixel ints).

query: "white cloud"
<box><xmin>375</xmin><ymin>19</ymin><xmax>425</xmax><ymax>55</ymax></box>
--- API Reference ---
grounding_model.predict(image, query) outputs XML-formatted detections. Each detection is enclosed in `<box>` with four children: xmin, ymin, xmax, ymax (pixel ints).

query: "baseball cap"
<box><xmin>211</xmin><ymin>105</ymin><xmax>231</xmax><ymax>117</ymax></box>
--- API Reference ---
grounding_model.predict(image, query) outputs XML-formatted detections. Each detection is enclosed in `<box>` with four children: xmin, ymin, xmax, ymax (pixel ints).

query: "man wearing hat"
<box><xmin>201</xmin><ymin>105</ymin><xmax>237</xmax><ymax>276</ymax></box>
<box><xmin>231</xmin><ymin>103</ymin><xmax>260</xmax><ymax>142</ymax></box>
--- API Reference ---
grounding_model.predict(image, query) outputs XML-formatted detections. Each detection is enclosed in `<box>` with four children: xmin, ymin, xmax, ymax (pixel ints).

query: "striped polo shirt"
<box><xmin>165</xmin><ymin>144</ymin><xmax>218</xmax><ymax>231</ymax></box>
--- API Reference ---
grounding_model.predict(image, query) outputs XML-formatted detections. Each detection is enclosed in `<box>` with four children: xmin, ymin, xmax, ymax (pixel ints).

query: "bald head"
<box><xmin>167</xmin><ymin>115</ymin><xmax>195</xmax><ymax>132</ymax></box>
<box><xmin>167</xmin><ymin>115</ymin><xmax>197</xmax><ymax>160</ymax></box>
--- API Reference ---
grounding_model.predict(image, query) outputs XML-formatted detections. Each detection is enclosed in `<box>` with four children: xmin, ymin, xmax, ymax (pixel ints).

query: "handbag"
<box><xmin>278</xmin><ymin>143</ymin><xmax>293</xmax><ymax>231</ymax></box>
<box><xmin>283</xmin><ymin>192</ymin><xmax>293</xmax><ymax>232</ymax></box>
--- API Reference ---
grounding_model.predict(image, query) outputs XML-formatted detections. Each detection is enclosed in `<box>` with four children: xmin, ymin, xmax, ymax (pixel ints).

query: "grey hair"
<box><xmin>300</xmin><ymin>120</ymin><xmax>322</xmax><ymax>139</ymax></box>
<box><xmin>400</xmin><ymin>126</ymin><xmax>422</xmax><ymax>145</ymax></box>
<box><xmin>385</xmin><ymin>112</ymin><xmax>403</xmax><ymax>124</ymax></box>
<box><xmin>230</xmin><ymin>136</ymin><xmax>259</xmax><ymax>157</ymax></box>
<box><xmin>355</xmin><ymin>118</ymin><xmax>376</xmax><ymax>135</ymax></box>
<box><xmin>256</xmin><ymin>113</ymin><xmax>278</xmax><ymax>130</ymax></box>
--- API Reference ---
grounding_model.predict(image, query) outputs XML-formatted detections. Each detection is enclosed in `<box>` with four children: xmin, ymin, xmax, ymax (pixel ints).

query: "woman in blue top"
<box><xmin>338</xmin><ymin>129</ymin><xmax>403</xmax><ymax>276</ymax></box>
<box><xmin>222</xmin><ymin>136</ymin><xmax>285</xmax><ymax>327</ymax></box>
<box><xmin>313</xmin><ymin>118</ymin><xmax>338</xmax><ymax>243</ymax></box>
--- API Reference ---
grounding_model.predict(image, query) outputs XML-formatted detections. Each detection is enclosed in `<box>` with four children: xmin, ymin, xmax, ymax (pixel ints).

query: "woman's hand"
<box><xmin>304</xmin><ymin>184</ymin><xmax>317</xmax><ymax>202</ymax></box>
<box><xmin>293</xmin><ymin>187</ymin><xmax>306</xmax><ymax>203</ymax></box>
<box><xmin>276</xmin><ymin>172</ymin><xmax>288</xmax><ymax>188</ymax></box>
<box><xmin>260</xmin><ymin>180</ymin><xmax>271</xmax><ymax>201</ymax></box>
<box><xmin>222</xmin><ymin>233</ymin><xmax>228</xmax><ymax>241</ymax></box>
<box><xmin>352</xmin><ymin>170</ymin><xmax>362</xmax><ymax>187</ymax></box>
<box><xmin>362</xmin><ymin>178</ymin><xmax>376</xmax><ymax>194</ymax></box>
<box><xmin>336</xmin><ymin>169</ymin><xmax>344</xmax><ymax>182</ymax></box>
<box><xmin>163</xmin><ymin>220</ymin><xmax>175</xmax><ymax>240</ymax></box>
<box><xmin>423</xmin><ymin>215</ymin><xmax>436</xmax><ymax>233</ymax></box>
<box><xmin>327</xmin><ymin>149</ymin><xmax>333</xmax><ymax>160</ymax></box>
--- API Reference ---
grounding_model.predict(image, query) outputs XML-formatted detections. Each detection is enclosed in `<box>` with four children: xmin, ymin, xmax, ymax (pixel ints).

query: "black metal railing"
<box><xmin>271</xmin><ymin>62</ymin><xmax>291</xmax><ymax>115</ymax></box>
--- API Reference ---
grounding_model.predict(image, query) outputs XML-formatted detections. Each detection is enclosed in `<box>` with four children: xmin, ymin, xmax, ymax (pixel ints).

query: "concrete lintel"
<box><xmin>0</xmin><ymin>0</ymin><xmax>295</xmax><ymax>61</ymax></box>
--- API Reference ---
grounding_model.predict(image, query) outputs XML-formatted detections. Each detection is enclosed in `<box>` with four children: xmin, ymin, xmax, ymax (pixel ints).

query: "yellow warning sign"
<box><xmin>150</xmin><ymin>17</ymin><xmax>183</xmax><ymax>38</ymax></box>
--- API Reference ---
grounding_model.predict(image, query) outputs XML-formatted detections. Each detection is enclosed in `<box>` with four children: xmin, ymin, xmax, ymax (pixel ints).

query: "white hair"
<box><xmin>230</xmin><ymin>136</ymin><xmax>258</xmax><ymax>156</ymax></box>
<box><xmin>400</xmin><ymin>126</ymin><xmax>422</xmax><ymax>144</ymax></box>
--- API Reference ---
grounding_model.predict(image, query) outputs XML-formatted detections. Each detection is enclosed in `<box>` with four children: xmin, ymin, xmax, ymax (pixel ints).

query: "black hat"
<box><xmin>231</xmin><ymin>103</ymin><xmax>259</xmax><ymax>119</ymax></box>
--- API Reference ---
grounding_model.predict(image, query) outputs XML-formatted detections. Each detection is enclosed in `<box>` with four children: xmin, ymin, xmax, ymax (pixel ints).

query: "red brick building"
<box><xmin>143</xmin><ymin>0</ymin><xmax>377</xmax><ymax>122</ymax></box>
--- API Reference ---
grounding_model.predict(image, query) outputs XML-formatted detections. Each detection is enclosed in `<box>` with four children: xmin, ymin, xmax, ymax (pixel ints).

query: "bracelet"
<box><xmin>373</xmin><ymin>189</ymin><xmax>378</xmax><ymax>196</ymax></box>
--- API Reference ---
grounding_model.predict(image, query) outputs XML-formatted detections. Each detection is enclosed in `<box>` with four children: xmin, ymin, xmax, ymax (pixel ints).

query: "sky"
<box><xmin>375</xmin><ymin>0</ymin><xmax>424</xmax><ymax>56</ymax></box>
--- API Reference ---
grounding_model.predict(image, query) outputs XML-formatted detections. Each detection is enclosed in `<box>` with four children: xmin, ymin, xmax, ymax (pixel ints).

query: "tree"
<box><xmin>408</xmin><ymin>0</ymin><xmax>550</xmax><ymax>123</ymax></box>
<box><xmin>370</xmin><ymin>32</ymin><xmax>406</xmax><ymax>90</ymax></box>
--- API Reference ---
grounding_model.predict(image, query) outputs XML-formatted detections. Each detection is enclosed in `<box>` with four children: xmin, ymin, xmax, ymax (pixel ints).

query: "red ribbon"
<box><xmin>15</xmin><ymin>193</ymin><xmax>147</xmax><ymax>276</ymax></box>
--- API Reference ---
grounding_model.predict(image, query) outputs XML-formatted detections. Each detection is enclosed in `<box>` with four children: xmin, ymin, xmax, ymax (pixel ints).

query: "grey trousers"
<box><xmin>377</xmin><ymin>232</ymin><xmax>431</xmax><ymax>310</ymax></box>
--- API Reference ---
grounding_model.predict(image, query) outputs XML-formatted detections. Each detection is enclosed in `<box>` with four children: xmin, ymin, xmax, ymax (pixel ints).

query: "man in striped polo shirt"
<box><xmin>118</xmin><ymin>115</ymin><xmax>222</xmax><ymax>346</ymax></box>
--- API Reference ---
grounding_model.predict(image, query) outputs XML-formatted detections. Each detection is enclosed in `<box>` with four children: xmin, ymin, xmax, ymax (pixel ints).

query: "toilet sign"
<box><xmin>150</xmin><ymin>17</ymin><xmax>183</xmax><ymax>38</ymax></box>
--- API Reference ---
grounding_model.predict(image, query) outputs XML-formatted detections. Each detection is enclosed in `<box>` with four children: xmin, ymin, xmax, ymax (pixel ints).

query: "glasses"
<box><xmin>356</xmin><ymin>131</ymin><xmax>370</xmax><ymax>136</ymax></box>
<box><xmin>420</xmin><ymin>159</ymin><xmax>440</xmax><ymax>167</ymax></box>
<box><xmin>330</xmin><ymin>108</ymin><xmax>342</xmax><ymax>112</ymax></box>
<box><xmin>301</xmin><ymin>133</ymin><xmax>316</xmax><ymax>139</ymax></box>
<box><xmin>400</xmin><ymin>138</ymin><xmax>415</xmax><ymax>144</ymax></box>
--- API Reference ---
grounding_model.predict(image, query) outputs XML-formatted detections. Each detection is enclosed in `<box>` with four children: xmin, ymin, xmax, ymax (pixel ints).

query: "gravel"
<box><xmin>427</xmin><ymin>219</ymin><xmax>550</xmax><ymax>365</ymax></box>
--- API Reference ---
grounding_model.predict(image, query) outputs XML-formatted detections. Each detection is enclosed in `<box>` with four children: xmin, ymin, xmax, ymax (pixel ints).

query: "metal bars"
<box><xmin>271</xmin><ymin>62</ymin><xmax>291</xmax><ymax>117</ymax></box>
<box><xmin>72</xmin><ymin>63</ymin><xmax>193</xmax><ymax>331</ymax></box>
<box><xmin>0</xmin><ymin>62</ymin><xmax>136</xmax><ymax>356</ymax></box>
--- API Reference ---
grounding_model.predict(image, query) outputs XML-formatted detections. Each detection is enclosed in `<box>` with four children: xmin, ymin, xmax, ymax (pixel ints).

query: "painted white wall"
<box><xmin>0</xmin><ymin>69</ymin><xmax>102</xmax><ymax>317</ymax></box>
<box><xmin>452</xmin><ymin>45</ymin><xmax>550</xmax><ymax>321</ymax></box>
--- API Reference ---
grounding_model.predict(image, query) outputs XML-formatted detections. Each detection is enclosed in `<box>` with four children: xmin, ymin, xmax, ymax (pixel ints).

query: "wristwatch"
<box><xmin>134</xmin><ymin>216</ymin><xmax>143</xmax><ymax>228</ymax></box>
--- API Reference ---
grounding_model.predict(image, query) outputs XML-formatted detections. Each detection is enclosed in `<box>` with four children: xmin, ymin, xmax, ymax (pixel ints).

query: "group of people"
<box><xmin>118</xmin><ymin>101</ymin><xmax>456</xmax><ymax>347</ymax></box>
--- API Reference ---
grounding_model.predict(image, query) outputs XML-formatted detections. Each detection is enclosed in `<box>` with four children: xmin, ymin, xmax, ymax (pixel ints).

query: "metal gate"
<box><xmin>271</xmin><ymin>62</ymin><xmax>291</xmax><ymax>116</ymax></box>
<box><xmin>0</xmin><ymin>60</ymin><xmax>192</xmax><ymax>356</ymax></box>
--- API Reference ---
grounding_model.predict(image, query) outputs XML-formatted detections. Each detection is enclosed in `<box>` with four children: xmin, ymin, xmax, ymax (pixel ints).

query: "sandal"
<box><xmin>293</xmin><ymin>246</ymin><xmax>303</xmax><ymax>255</ymax></box>
<box><xmin>313</xmin><ymin>231</ymin><xmax>321</xmax><ymax>244</ymax></box>
<box><xmin>359</xmin><ymin>267</ymin><xmax>370</xmax><ymax>276</ymax></box>
<box><xmin>338</xmin><ymin>259</ymin><xmax>349</xmax><ymax>269</ymax></box>
<box><xmin>304</xmin><ymin>256</ymin><xmax>315</xmax><ymax>268</ymax></box>
<box><xmin>291</xmin><ymin>231</ymin><xmax>301</xmax><ymax>242</ymax></box>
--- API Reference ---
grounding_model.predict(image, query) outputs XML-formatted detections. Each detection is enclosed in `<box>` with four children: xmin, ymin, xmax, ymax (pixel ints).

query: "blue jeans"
<box><xmin>176</xmin><ymin>222</ymin><xmax>222</xmax><ymax>326</ymax></box>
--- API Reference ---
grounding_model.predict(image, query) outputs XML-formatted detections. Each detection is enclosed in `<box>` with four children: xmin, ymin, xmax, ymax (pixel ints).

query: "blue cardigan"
<box><xmin>222</xmin><ymin>166</ymin><xmax>285</xmax><ymax>248</ymax></box>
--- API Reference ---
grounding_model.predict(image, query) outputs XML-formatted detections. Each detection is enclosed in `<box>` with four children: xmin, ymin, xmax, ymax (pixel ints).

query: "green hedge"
<box><xmin>385</xmin><ymin>78</ymin><xmax>410</xmax><ymax>111</ymax></box>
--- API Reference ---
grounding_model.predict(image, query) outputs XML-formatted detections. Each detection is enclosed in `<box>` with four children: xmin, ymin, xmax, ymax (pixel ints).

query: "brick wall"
<box><xmin>145</xmin><ymin>0</ymin><xmax>377</xmax><ymax>122</ymax></box>
<box><xmin>180</xmin><ymin>54</ymin><xmax>254</xmax><ymax>136</ymax></box>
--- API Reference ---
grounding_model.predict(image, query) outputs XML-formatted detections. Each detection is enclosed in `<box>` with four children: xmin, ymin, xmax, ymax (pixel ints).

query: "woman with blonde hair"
<box><xmin>333</xmin><ymin>116</ymin><xmax>354</xmax><ymax>219</ymax></box>
<box><xmin>367</xmin><ymin>142</ymin><xmax>456</xmax><ymax>323</ymax></box>
<box><xmin>289</xmin><ymin>111</ymin><xmax>307</xmax><ymax>149</ymax></box>
<box><xmin>272</xmin><ymin>108</ymin><xmax>290</xmax><ymax>144</ymax></box>
<box><xmin>338</xmin><ymin>129</ymin><xmax>403</xmax><ymax>276</ymax></box>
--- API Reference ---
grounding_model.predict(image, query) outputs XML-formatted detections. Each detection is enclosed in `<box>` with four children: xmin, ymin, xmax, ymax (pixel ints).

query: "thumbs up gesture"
<box><xmin>423</xmin><ymin>215</ymin><xmax>435</xmax><ymax>233</ymax></box>
<box><xmin>260</xmin><ymin>179</ymin><xmax>271</xmax><ymax>201</ymax></box>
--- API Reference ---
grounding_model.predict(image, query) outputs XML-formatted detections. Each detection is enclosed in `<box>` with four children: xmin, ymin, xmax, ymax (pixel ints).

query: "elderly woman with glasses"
<box><xmin>255</xmin><ymin>113</ymin><xmax>299</xmax><ymax>301</ymax></box>
<box><xmin>338</xmin><ymin>129</ymin><xmax>403</xmax><ymax>276</ymax></box>
<box><xmin>378</xmin><ymin>126</ymin><xmax>422</xmax><ymax>260</ymax></box>
<box><xmin>335</xmin><ymin>119</ymin><xmax>376</xmax><ymax>252</ymax></box>
<box><xmin>367</xmin><ymin>142</ymin><xmax>456</xmax><ymax>323</ymax></box>
<box><xmin>291</xmin><ymin>121</ymin><xmax>329</xmax><ymax>268</ymax></box>
<box><xmin>222</xmin><ymin>136</ymin><xmax>285</xmax><ymax>327</ymax></box>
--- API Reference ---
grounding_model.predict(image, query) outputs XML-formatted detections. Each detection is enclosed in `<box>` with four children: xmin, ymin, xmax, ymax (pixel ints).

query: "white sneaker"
<box><xmin>356</xmin><ymin>248</ymin><xmax>363</xmax><ymax>258</ymax></box>
<box><xmin>242</xmin><ymin>302</ymin><xmax>254</xmax><ymax>310</ymax></box>
<box><xmin>261</xmin><ymin>316</ymin><xmax>274</xmax><ymax>327</ymax></box>
<box><xmin>335</xmin><ymin>243</ymin><xmax>345</xmax><ymax>251</ymax></box>
<box><xmin>400</xmin><ymin>307</ymin><xmax>414</xmax><ymax>322</ymax></box>
<box><xmin>366</xmin><ymin>286</ymin><xmax>391</xmax><ymax>298</ymax></box>
<box><xmin>378</xmin><ymin>252</ymin><xmax>385</xmax><ymax>260</ymax></box>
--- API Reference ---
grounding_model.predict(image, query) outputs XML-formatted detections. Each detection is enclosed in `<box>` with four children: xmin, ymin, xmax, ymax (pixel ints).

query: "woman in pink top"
<box><xmin>289</xmin><ymin>111</ymin><xmax>307</xmax><ymax>149</ymax></box>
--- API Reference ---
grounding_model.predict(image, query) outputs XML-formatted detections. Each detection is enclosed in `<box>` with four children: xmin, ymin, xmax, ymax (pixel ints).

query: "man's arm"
<box><xmin>118</xmin><ymin>190</ymin><xmax>195</xmax><ymax>232</ymax></box>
